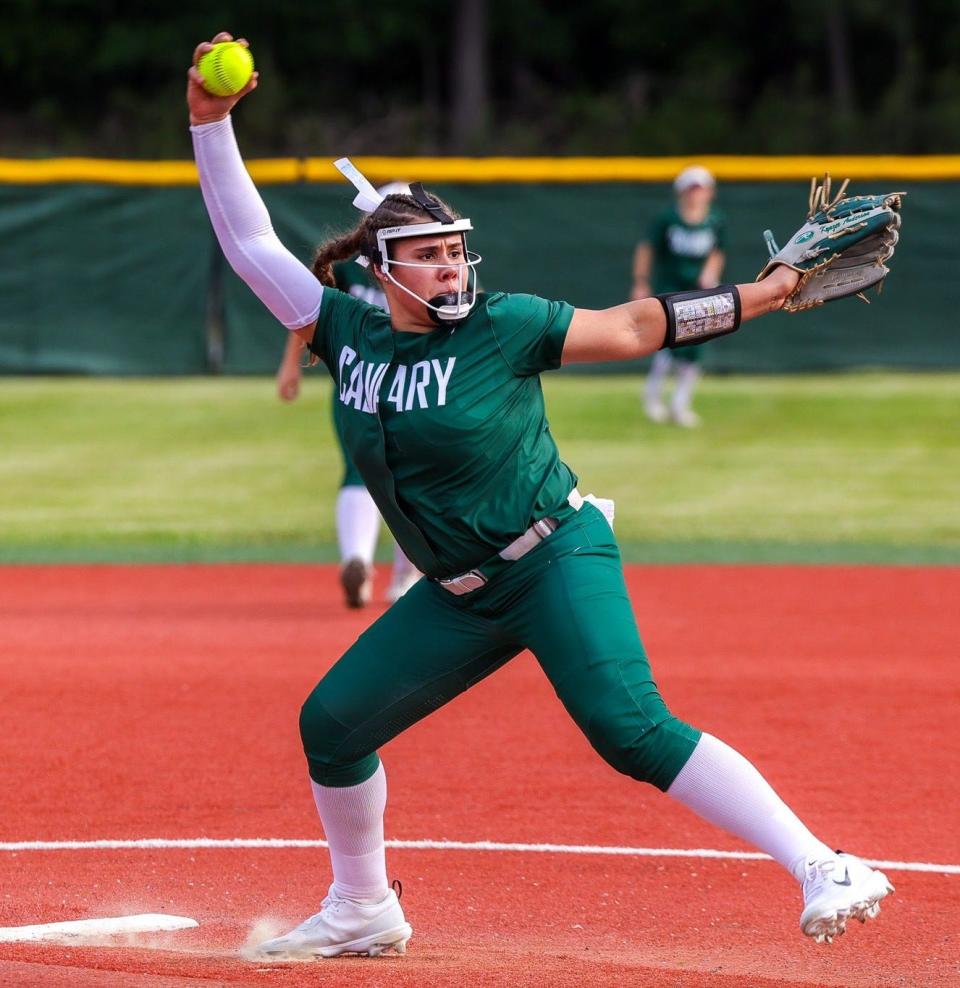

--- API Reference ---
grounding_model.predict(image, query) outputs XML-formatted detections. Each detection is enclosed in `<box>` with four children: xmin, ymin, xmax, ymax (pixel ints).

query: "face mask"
<box><xmin>334</xmin><ymin>160</ymin><xmax>482</xmax><ymax>324</ymax></box>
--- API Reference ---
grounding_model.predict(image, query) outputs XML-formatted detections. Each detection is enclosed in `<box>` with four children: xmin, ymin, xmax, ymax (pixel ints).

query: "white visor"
<box><xmin>674</xmin><ymin>165</ymin><xmax>715</xmax><ymax>193</ymax></box>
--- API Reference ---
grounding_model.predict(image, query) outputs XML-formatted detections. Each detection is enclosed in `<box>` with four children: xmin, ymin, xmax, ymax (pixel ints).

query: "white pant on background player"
<box><xmin>645</xmin><ymin>349</ymin><xmax>702</xmax><ymax>428</ymax></box>
<box><xmin>336</xmin><ymin>485</ymin><xmax>420</xmax><ymax>606</ymax></box>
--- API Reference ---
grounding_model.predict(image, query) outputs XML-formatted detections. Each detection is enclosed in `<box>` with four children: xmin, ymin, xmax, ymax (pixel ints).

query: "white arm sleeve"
<box><xmin>190</xmin><ymin>116</ymin><xmax>323</xmax><ymax>331</ymax></box>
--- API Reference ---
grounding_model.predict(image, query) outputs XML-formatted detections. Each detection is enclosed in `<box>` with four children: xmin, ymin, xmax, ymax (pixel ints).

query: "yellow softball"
<box><xmin>197</xmin><ymin>42</ymin><xmax>254</xmax><ymax>97</ymax></box>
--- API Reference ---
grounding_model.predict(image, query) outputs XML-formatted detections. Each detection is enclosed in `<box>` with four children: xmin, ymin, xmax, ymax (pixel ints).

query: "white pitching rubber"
<box><xmin>0</xmin><ymin>913</ymin><xmax>199</xmax><ymax>943</ymax></box>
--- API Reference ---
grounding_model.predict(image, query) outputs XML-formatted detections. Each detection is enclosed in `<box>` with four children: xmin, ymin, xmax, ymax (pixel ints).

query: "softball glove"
<box><xmin>758</xmin><ymin>176</ymin><xmax>903</xmax><ymax>313</ymax></box>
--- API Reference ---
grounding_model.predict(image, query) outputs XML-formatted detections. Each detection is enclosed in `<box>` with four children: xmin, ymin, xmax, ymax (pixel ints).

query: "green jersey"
<box><xmin>330</xmin><ymin>260</ymin><xmax>387</xmax><ymax>488</ymax></box>
<box><xmin>647</xmin><ymin>205</ymin><xmax>726</xmax><ymax>295</ymax></box>
<box><xmin>308</xmin><ymin>290</ymin><xmax>578</xmax><ymax>579</ymax></box>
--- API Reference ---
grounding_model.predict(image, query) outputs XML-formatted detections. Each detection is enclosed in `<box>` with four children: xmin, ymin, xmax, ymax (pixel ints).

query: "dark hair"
<box><xmin>311</xmin><ymin>192</ymin><xmax>461</xmax><ymax>287</ymax></box>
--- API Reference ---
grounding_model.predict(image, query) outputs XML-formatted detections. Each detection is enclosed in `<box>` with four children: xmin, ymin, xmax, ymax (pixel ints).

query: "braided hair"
<box><xmin>311</xmin><ymin>192</ymin><xmax>461</xmax><ymax>287</ymax></box>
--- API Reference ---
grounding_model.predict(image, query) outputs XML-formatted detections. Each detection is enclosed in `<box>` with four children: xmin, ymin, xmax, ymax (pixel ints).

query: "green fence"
<box><xmin>1</xmin><ymin>175</ymin><xmax>956</xmax><ymax>374</ymax></box>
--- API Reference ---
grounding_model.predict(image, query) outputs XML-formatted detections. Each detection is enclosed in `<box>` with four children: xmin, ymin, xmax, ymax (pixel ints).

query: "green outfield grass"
<box><xmin>0</xmin><ymin>374</ymin><xmax>957</xmax><ymax>564</ymax></box>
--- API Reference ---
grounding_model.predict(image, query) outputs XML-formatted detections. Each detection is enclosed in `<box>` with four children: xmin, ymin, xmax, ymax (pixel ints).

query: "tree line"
<box><xmin>3</xmin><ymin>0</ymin><xmax>958</xmax><ymax>158</ymax></box>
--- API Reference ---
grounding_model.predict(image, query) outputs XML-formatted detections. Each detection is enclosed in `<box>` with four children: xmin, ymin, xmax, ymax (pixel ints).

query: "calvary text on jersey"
<box><xmin>338</xmin><ymin>346</ymin><xmax>457</xmax><ymax>414</ymax></box>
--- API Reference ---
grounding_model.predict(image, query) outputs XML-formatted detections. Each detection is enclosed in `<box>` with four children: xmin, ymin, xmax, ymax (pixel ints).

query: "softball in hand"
<box><xmin>197</xmin><ymin>42</ymin><xmax>254</xmax><ymax>97</ymax></box>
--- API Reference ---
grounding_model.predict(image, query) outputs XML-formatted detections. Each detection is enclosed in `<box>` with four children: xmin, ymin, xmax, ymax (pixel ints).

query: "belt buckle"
<box><xmin>438</xmin><ymin>569</ymin><xmax>488</xmax><ymax>596</ymax></box>
<box><xmin>532</xmin><ymin>517</ymin><xmax>557</xmax><ymax>539</ymax></box>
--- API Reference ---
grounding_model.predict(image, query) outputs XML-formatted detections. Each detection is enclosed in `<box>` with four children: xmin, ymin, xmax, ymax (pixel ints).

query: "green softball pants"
<box><xmin>300</xmin><ymin>502</ymin><xmax>701</xmax><ymax>789</ymax></box>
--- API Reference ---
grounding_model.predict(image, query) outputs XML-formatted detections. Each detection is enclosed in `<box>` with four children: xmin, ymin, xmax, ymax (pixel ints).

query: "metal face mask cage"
<box><xmin>370</xmin><ymin>219</ymin><xmax>482</xmax><ymax>324</ymax></box>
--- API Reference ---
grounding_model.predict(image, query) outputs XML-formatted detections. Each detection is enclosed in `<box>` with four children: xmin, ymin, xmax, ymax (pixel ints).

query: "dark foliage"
<box><xmin>3</xmin><ymin>0</ymin><xmax>959</xmax><ymax>156</ymax></box>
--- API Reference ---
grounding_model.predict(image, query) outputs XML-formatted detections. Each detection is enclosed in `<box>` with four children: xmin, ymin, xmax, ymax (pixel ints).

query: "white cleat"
<box><xmin>644</xmin><ymin>399</ymin><xmax>669</xmax><ymax>424</ymax></box>
<box><xmin>340</xmin><ymin>557</ymin><xmax>373</xmax><ymax>609</ymax></box>
<box><xmin>386</xmin><ymin>569</ymin><xmax>422</xmax><ymax>604</ymax></box>
<box><xmin>257</xmin><ymin>885</ymin><xmax>412</xmax><ymax>959</ymax></box>
<box><xmin>670</xmin><ymin>407</ymin><xmax>701</xmax><ymax>428</ymax></box>
<box><xmin>800</xmin><ymin>851</ymin><xmax>894</xmax><ymax>944</ymax></box>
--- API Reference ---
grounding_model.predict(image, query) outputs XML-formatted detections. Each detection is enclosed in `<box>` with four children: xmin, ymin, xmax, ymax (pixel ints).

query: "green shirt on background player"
<box><xmin>646</xmin><ymin>202</ymin><xmax>727</xmax><ymax>297</ymax></box>
<box><xmin>189</xmin><ymin>30</ymin><xmax>893</xmax><ymax>959</ymax></box>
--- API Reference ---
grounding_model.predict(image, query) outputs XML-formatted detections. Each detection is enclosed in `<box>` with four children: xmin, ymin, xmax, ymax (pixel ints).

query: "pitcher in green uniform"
<box><xmin>632</xmin><ymin>166</ymin><xmax>726</xmax><ymax>427</ymax></box>
<box><xmin>188</xmin><ymin>32</ymin><xmax>893</xmax><ymax>959</ymax></box>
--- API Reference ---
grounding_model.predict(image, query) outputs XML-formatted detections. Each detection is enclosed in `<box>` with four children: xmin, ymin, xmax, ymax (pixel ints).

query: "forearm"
<box><xmin>280</xmin><ymin>331</ymin><xmax>306</xmax><ymax>367</ymax></box>
<box><xmin>191</xmin><ymin>116</ymin><xmax>323</xmax><ymax>330</ymax></box>
<box><xmin>283</xmin><ymin>333</ymin><xmax>306</xmax><ymax>364</ymax></box>
<box><xmin>564</xmin><ymin>267</ymin><xmax>799</xmax><ymax>365</ymax></box>
<box><xmin>737</xmin><ymin>267</ymin><xmax>799</xmax><ymax>320</ymax></box>
<box><xmin>623</xmin><ymin>298</ymin><xmax>668</xmax><ymax>353</ymax></box>
<box><xmin>652</xmin><ymin>268</ymin><xmax>798</xmax><ymax>350</ymax></box>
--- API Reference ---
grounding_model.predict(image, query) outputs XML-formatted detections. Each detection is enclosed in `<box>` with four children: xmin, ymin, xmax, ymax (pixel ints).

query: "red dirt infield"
<box><xmin>1</xmin><ymin>563</ymin><xmax>958</xmax><ymax>987</ymax></box>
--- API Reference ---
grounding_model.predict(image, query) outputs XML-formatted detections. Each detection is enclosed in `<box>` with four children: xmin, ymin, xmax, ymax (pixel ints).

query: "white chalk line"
<box><xmin>0</xmin><ymin>838</ymin><xmax>956</xmax><ymax>875</ymax></box>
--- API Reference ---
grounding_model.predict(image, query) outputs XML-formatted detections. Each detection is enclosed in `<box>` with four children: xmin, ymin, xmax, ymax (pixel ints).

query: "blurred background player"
<box><xmin>632</xmin><ymin>165</ymin><xmax>726</xmax><ymax>428</ymax></box>
<box><xmin>277</xmin><ymin>188</ymin><xmax>422</xmax><ymax>608</ymax></box>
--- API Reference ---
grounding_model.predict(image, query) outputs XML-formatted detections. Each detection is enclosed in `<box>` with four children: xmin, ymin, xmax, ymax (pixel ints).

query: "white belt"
<box><xmin>498</xmin><ymin>488</ymin><xmax>584</xmax><ymax>561</ymax></box>
<box><xmin>437</xmin><ymin>488</ymin><xmax>584</xmax><ymax>596</ymax></box>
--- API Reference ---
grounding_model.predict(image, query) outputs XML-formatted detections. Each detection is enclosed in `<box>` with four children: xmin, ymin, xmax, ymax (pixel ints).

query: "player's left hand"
<box><xmin>757</xmin><ymin>176</ymin><xmax>903</xmax><ymax>312</ymax></box>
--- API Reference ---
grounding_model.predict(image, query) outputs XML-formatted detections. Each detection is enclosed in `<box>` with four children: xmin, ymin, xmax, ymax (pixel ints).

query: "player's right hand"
<box><xmin>187</xmin><ymin>32</ymin><xmax>259</xmax><ymax>125</ymax></box>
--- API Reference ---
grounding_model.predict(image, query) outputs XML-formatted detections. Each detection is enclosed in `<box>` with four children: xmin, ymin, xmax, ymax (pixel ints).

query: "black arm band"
<box><xmin>656</xmin><ymin>285</ymin><xmax>742</xmax><ymax>349</ymax></box>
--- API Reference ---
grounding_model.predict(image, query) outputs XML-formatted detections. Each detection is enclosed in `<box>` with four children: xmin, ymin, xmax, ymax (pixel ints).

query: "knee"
<box><xmin>299</xmin><ymin>687</ymin><xmax>378</xmax><ymax>788</ymax></box>
<box><xmin>298</xmin><ymin>687</ymin><xmax>342</xmax><ymax>761</ymax></box>
<box><xmin>587</xmin><ymin>711</ymin><xmax>701</xmax><ymax>792</ymax></box>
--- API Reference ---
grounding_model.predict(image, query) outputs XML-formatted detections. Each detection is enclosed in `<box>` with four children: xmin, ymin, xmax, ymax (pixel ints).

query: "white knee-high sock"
<box><xmin>667</xmin><ymin>733</ymin><xmax>834</xmax><ymax>881</ymax></box>
<box><xmin>335</xmin><ymin>486</ymin><xmax>380</xmax><ymax>565</ymax></box>
<box><xmin>310</xmin><ymin>762</ymin><xmax>388</xmax><ymax>902</ymax></box>
<box><xmin>670</xmin><ymin>361</ymin><xmax>700</xmax><ymax>414</ymax></box>
<box><xmin>645</xmin><ymin>350</ymin><xmax>673</xmax><ymax>404</ymax></box>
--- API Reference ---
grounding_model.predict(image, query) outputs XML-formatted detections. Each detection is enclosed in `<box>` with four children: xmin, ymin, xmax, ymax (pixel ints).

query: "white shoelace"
<box><xmin>802</xmin><ymin>855</ymin><xmax>842</xmax><ymax>896</ymax></box>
